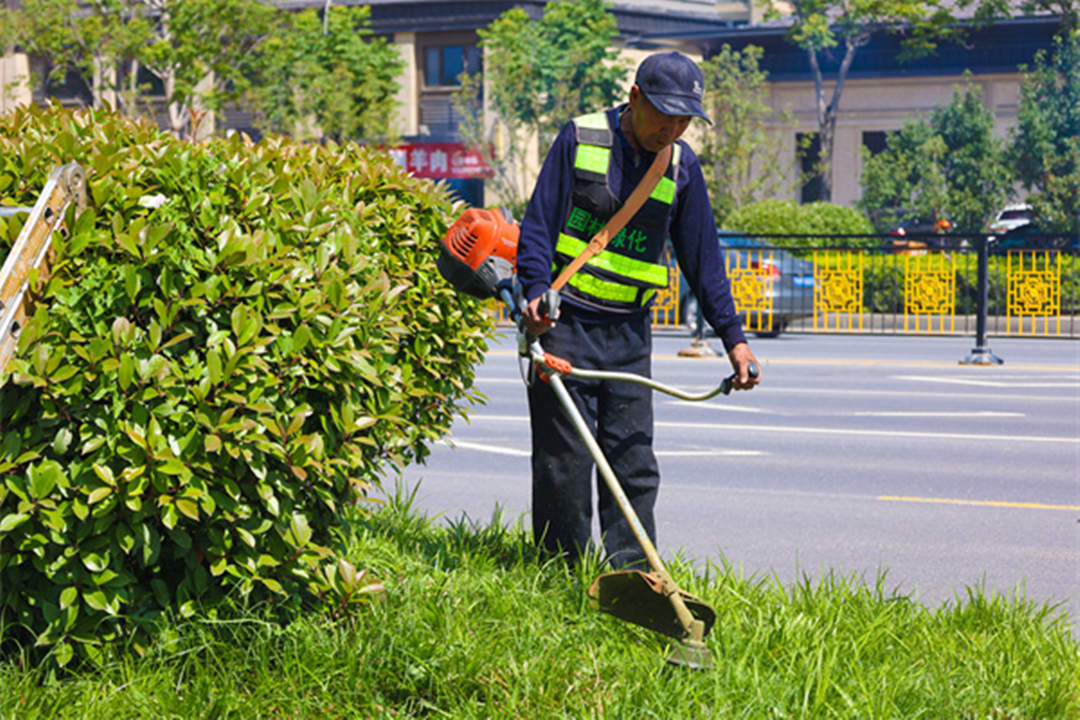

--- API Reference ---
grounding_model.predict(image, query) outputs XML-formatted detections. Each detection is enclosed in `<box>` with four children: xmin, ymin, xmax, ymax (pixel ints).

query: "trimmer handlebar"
<box><xmin>524</xmin><ymin>335</ymin><xmax>758</xmax><ymax>400</ymax></box>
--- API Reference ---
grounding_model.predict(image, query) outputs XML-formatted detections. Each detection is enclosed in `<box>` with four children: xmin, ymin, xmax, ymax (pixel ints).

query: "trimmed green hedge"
<box><xmin>724</xmin><ymin>199</ymin><xmax>876</xmax><ymax>248</ymax></box>
<box><xmin>0</xmin><ymin>104</ymin><xmax>493</xmax><ymax>666</ymax></box>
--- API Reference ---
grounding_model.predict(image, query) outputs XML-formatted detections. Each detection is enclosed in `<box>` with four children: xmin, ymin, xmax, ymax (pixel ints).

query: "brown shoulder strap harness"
<box><xmin>550</xmin><ymin>143</ymin><xmax>672</xmax><ymax>292</ymax></box>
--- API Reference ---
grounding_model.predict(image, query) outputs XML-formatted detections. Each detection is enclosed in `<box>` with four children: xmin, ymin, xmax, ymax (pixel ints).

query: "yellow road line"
<box><xmin>878</xmin><ymin>495</ymin><xmax>1080</xmax><ymax>511</ymax></box>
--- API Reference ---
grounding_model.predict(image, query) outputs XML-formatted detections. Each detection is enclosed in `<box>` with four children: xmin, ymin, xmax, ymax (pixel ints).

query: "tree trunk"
<box><xmin>152</xmin><ymin>5</ymin><xmax>189</xmax><ymax>138</ymax></box>
<box><xmin>806</xmin><ymin>37</ymin><xmax>863</xmax><ymax>203</ymax></box>
<box><xmin>163</xmin><ymin>70</ymin><xmax>189</xmax><ymax>138</ymax></box>
<box><xmin>806</xmin><ymin>48</ymin><xmax>831</xmax><ymax>202</ymax></box>
<box><xmin>118</xmin><ymin>58</ymin><xmax>139</xmax><ymax>117</ymax></box>
<box><xmin>91</xmin><ymin>54</ymin><xmax>117</xmax><ymax>110</ymax></box>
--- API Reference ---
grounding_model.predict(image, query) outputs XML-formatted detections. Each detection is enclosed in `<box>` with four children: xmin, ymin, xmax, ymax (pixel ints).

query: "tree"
<box><xmin>453</xmin><ymin>0</ymin><xmax>628</xmax><ymax>214</ymax></box>
<box><xmin>138</xmin><ymin>0</ymin><xmax>278</xmax><ymax>137</ymax></box>
<box><xmin>858</xmin><ymin>83</ymin><xmax>1012</xmax><ymax>233</ymax></box>
<box><xmin>5</xmin><ymin>0</ymin><xmax>277</xmax><ymax>137</ymax></box>
<box><xmin>250</xmin><ymin>4</ymin><xmax>402</xmax><ymax>145</ymax></box>
<box><xmin>767</xmin><ymin>0</ymin><xmax>993</xmax><ymax>202</ymax></box>
<box><xmin>858</xmin><ymin>122</ymin><xmax>948</xmax><ymax>232</ymax></box>
<box><xmin>1009</xmin><ymin>30</ymin><xmax>1080</xmax><ymax>234</ymax></box>
<box><xmin>1</xmin><ymin>0</ymin><xmax>136</xmax><ymax>105</ymax></box>
<box><xmin>696</xmin><ymin>44</ymin><xmax>798</xmax><ymax>227</ymax></box>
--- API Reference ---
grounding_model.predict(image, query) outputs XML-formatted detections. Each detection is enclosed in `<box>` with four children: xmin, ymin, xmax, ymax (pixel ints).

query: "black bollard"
<box><xmin>960</xmin><ymin>234</ymin><xmax>1003</xmax><ymax>365</ymax></box>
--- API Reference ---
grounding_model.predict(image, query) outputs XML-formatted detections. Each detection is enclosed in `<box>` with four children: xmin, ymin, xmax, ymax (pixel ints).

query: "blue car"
<box><xmin>679</xmin><ymin>232</ymin><xmax>815</xmax><ymax>338</ymax></box>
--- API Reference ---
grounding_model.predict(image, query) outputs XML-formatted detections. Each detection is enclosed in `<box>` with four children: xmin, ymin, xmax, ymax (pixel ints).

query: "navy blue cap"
<box><xmin>634</xmin><ymin>51</ymin><xmax>711</xmax><ymax>125</ymax></box>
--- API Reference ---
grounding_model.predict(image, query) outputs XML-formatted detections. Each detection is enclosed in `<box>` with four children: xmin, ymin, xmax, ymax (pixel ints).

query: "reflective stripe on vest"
<box><xmin>555</xmin><ymin>233</ymin><xmax>669</xmax><ymax>289</ymax></box>
<box><xmin>652</xmin><ymin>173</ymin><xmax>676</xmax><ymax>204</ymax></box>
<box><xmin>575</xmin><ymin>144</ymin><xmax>609</xmax><ymax>176</ymax></box>
<box><xmin>573</xmin><ymin>112</ymin><xmax>611</xmax><ymax>177</ymax></box>
<box><xmin>565</xmin><ymin>271</ymin><xmax>657</xmax><ymax>306</ymax></box>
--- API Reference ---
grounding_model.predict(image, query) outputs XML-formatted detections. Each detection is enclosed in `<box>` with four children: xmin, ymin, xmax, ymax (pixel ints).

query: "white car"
<box><xmin>988</xmin><ymin>204</ymin><xmax>1032</xmax><ymax>235</ymax></box>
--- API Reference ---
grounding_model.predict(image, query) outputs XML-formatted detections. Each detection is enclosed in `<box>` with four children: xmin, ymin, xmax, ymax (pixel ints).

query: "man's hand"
<box><xmin>727</xmin><ymin>342</ymin><xmax>761</xmax><ymax>390</ymax></box>
<box><xmin>523</xmin><ymin>295</ymin><xmax>556</xmax><ymax>336</ymax></box>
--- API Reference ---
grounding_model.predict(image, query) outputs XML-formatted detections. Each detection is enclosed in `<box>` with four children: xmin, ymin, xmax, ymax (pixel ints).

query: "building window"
<box><xmin>423</xmin><ymin>45</ymin><xmax>481</xmax><ymax>87</ymax></box>
<box><xmin>797</xmin><ymin>132</ymin><xmax>821</xmax><ymax>204</ymax></box>
<box><xmin>28</xmin><ymin>59</ymin><xmax>92</xmax><ymax>104</ymax></box>
<box><xmin>862</xmin><ymin>131</ymin><xmax>891</xmax><ymax>157</ymax></box>
<box><xmin>118</xmin><ymin>63</ymin><xmax>166</xmax><ymax>98</ymax></box>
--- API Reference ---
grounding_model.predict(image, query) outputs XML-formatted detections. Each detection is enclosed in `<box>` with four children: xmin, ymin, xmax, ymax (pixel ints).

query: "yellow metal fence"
<box><xmin>813</xmin><ymin>250</ymin><xmax>863</xmax><ymax>332</ymax></box>
<box><xmin>902</xmin><ymin>252</ymin><xmax>956</xmax><ymax>334</ymax></box>
<box><xmin>1006</xmin><ymin>250</ymin><xmax>1062</xmax><ymax>336</ymax></box>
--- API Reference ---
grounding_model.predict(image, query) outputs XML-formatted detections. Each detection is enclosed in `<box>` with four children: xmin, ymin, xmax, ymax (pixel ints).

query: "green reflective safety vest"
<box><xmin>554</xmin><ymin>111</ymin><xmax>681</xmax><ymax>313</ymax></box>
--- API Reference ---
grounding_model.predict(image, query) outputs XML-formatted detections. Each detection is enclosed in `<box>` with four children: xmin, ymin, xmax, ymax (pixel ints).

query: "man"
<box><xmin>516</xmin><ymin>51</ymin><xmax>761</xmax><ymax>569</ymax></box>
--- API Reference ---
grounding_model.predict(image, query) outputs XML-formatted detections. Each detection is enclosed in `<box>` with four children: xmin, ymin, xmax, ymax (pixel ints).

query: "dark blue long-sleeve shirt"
<box><xmin>516</xmin><ymin>105</ymin><xmax>747</xmax><ymax>352</ymax></box>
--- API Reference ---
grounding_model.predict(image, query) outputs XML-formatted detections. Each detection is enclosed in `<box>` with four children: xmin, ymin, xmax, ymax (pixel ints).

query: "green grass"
<box><xmin>2</xmin><ymin>489</ymin><xmax>1077</xmax><ymax>719</ymax></box>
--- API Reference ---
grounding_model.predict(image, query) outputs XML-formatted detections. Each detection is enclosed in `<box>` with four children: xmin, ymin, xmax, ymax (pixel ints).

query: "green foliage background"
<box><xmin>251</xmin><ymin>4</ymin><xmax>403</xmax><ymax>145</ymax></box>
<box><xmin>723</xmin><ymin>198</ymin><xmax>876</xmax><ymax>247</ymax></box>
<box><xmin>1</xmin><ymin>0</ymin><xmax>280</xmax><ymax>138</ymax></box>
<box><xmin>697</xmin><ymin>45</ymin><xmax>796</xmax><ymax>227</ymax></box>
<box><xmin>0</xmin><ymin>104</ymin><xmax>493</xmax><ymax>667</ymax></box>
<box><xmin>1010</xmin><ymin>30</ymin><xmax>1080</xmax><ymax>235</ymax></box>
<box><xmin>453</xmin><ymin>0</ymin><xmax>628</xmax><ymax>215</ymax></box>
<box><xmin>859</xmin><ymin>83</ymin><xmax>1012</xmax><ymax>233</ymax></box>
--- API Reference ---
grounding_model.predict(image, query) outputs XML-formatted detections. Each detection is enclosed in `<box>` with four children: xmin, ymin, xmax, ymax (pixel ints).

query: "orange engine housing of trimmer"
<box><xmin>437</xmin><ymin>207</ymin><xmax>519</xmax><ymax>299</ymax></box>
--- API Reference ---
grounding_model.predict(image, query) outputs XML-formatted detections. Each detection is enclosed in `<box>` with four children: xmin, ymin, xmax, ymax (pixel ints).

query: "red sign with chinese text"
<box><xmin>387</xmin><ymin>143</ymin><xmax>491</xmax><ymax>179</ymax></box>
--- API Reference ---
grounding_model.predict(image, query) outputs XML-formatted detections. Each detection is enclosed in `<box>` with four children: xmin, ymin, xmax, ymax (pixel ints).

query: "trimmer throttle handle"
<box><xmin>538</xmin><ymin>288</ymin><xmax>561</xmax><ymax>326</ymax></box>
<box><xmin>720</xmin><ymin>361</ymin><xmax>759</xmax><ymax>395</ymax></box>
<box><xmin>499</xmin><ymin>285</ymin><xmax>521</xmax><ymax>322</ymax></box>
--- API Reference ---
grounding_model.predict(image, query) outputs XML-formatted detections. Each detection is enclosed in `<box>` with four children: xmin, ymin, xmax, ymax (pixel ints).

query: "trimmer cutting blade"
<box><xmin>587</xmin><ymin>570</ymin><xmax>715</xmax><ymax>640</ymax></box>
<box><xmin>589</xmin><ymin>570</ymin><xmax>717</xmax><ymax>669</ymax></box>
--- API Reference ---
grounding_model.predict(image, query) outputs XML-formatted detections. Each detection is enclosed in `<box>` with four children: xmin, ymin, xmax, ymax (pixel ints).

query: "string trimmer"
<box><xmin>437</xmin><ymin>208</ymin><xmax>757</xmax><ymax>669</ymax></box>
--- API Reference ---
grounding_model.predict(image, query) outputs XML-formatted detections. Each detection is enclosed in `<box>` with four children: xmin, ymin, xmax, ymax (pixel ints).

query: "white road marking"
<box><xmin>464</xmin><ymin>414</ymin><xmax>1078</xmax><ymax>444</ymax></box>
<box><xmin>852</xmin><ymin>411</ymin><xmax>1025</xmax><ymax>418</ymax></box>
<box><xmin>666</xmin><ymin>401</ymin><xmax>766</xmax><ymax>413</ymax></box>
<box><xmin>656</xmin><ymin>449</ymin><xmax>767</xmax><ymax>457</ymax></box>
<box><xmin>656</xmin><ymin>421</ymin><xmax>1077</xmax><ymax>444</ymax></box>
<box><xmin>440</xmin><ymin>439</ymin><xmax>765</xmax><ymax>458</ymax></box>
<box><xmin>894</xmin><ymin>374</ymin><xmax>1080</xmax><ymax>388</ymax></box>
<box><xmin>440</xmin><ymin>439</ymin><xmax>530</xmax><ymax>457</ymax></box>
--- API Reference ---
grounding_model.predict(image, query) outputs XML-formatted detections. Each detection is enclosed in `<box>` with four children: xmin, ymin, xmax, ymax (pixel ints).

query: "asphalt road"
<box><xmin>389</xmin><ymin>329</ymin><xmax>1080</xmax><ymax>630</ymax></box>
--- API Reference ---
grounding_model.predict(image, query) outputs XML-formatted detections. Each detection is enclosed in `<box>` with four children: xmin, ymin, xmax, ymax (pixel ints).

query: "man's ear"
<box><xmin>628</xmin><ymin>84</ymin><xmax>641</xmax><ymax>107</ymax></box>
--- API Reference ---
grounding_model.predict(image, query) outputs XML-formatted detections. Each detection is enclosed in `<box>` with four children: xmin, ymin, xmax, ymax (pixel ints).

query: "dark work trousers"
<box><xmin>527</xmin><ymin>310</ymin><xmax>659</xmax><ymax>570</ymax></box>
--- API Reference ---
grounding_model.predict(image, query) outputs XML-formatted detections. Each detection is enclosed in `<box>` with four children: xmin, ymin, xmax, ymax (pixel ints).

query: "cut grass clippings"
<box><xmin>2</xmin><ymin>490</ymin><xmax>1077</xmax><ymax>719</ymax></box>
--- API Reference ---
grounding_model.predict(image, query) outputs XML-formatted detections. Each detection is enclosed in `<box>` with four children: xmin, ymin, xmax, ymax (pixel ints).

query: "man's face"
<box><xmin>627</xmin><ymin>86</ymin><xmax>692</xmax><ymax>153</ymax></box>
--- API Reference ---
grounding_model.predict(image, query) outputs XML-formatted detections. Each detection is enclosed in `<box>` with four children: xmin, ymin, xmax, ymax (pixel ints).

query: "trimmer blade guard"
<box><xmin>587</xmin><ymin>570</ymin><xmax>716</xmax><ymax>641</ymax></box>
<box><xmin>666</xmin><ymin>639</ymin><xmax>713</xmax><ymax>670</ymax></box>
